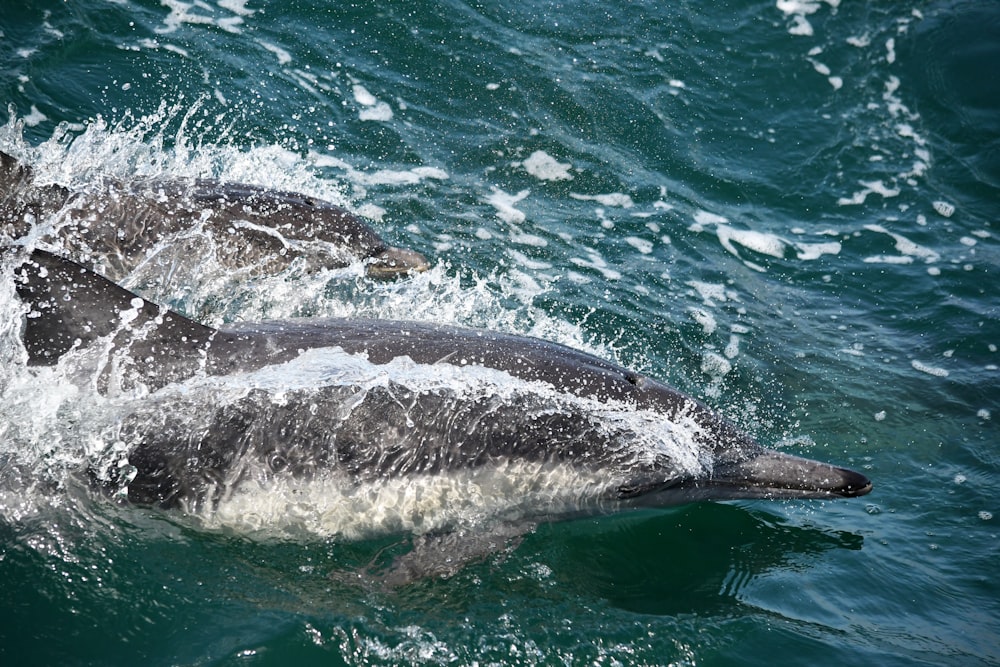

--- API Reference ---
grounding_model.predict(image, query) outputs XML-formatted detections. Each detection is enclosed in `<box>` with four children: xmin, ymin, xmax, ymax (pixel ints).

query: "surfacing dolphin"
<box><xmin>0</xmin><ymin>150</ymin><xmax>429</xmax><ymax>284</ymax></box>
<box><xmin>8</xmin><ymin>248</ymin><xmax>871</xmax><ymax>577</ymax></box>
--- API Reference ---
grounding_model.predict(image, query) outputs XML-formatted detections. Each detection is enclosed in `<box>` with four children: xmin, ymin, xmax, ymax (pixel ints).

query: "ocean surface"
<box><xmin>1</xmin><ymin>0</ymin><xmax>998</xmax><ymax>665</ymax></box>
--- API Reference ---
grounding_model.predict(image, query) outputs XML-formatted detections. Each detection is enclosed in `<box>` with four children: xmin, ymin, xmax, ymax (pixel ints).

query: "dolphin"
<box><xmin>0</xmin><ymin>150</ymin><xmax>429</xmax><ymax>285</ymax></box>
<box><xmin>9</xmin><ymin>247</ymin><xmax>872</xmax><ymax>538</ymax></box>
<box><xmin>8</xmin><ymin>246</ymin><xmax>874</xmax><ymax>577</ymax></box>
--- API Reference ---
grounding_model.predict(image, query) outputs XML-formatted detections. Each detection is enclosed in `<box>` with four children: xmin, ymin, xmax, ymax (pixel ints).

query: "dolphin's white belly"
<box><xmin>204</xmin><ymin>461</ymin><xmax>612</xmax><ymax>540</ymax></box>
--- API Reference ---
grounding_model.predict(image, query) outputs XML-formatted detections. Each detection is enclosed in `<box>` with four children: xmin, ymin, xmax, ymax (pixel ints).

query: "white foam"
<box><xmin>352</xmin><ymin>84</ymin><xmax>378</xmax><ymax>107</ymax></box>
<box><xmin>932</xmin><ymin>200</ymin><xmax>956</xmax><ymax>218</ymax></box>
<box><xmin>217</xmin><ymin>0</ymin><xmax>255</xmax><ymax>16</ymax></box>
<box><xmin>687</xmin><ymin>281</ymin><xmax>733</xmax><ymax>306</ymax></box>
<box><xmin>23</xmin><ymin>105</ymin><xmax>47</xmax><ymax>127</ymax></box>
<box><xmin>625</xmin><ymin>236</ymin><xmax>654</xmax><ymax>255</ymax></box>
<box><xmin>569</xmin><ymin>250</ymin><xmax>621</xmax><ymax>281</ymax></box>
<box><xmin>521</xmin><ymin>150</ymin><xmax>573</xmax><ymax>181</ymax></box>
<box><xmin>700</xmin><ymin>352</ymin><xmax>732</xmax><ymax>396</ymax></box>
<box><xmin>694</xmin><ymin>218</ymin><xmax>841</xmax><ymax>270</ymax></box>
<box><xmin>509</xmin><ymin>230</ymin><xmax>548</xmax><ymax>247</ymax></box>
<box><xmin>775</xmin><ymin>0</ymin><xmax>832</xmax><ymax>37</ymax></box>
<box><xmin>596</xmin><ymin>208</ymin><xmax>614</xmax><ymax>230</ymax></box>
<box><xmin>896</xmin><ymin>123</ymin><xmax>926</xmax><ymax>146</ymax></box>
<box><xmin>811</xmin><ymin>60</ymin><xmax>831</xmax><ymax>76</ymax></box>
<box><xmin>257</xmin><ymin>40</ymin><xmax>292</xmax><ymax>65</ymax></box>
<box><xmin>911</xmin><ymin>360</ymin><xmax>949</xmax><ymax>378</ymax></box>
<box><xmin>486</xmin><ymin>187</ymin><xmax>530</xmax><ymax>225</ymax></box>
<box><xmin>864</xmin><ymin>224</ymin><xmax>940</xmax><ymax>263</ymax></box>
<box><xmin>308</xmin><ymin>151</ymin><xmax>448</xmax><ymax>186</ymax></box>
<box><xmin>885</xmin><ymin>38</ymin><xmax>896</xmax><ymax>64</ymax></box>
<box><xmin>724</xmin><ymin>335</ymin><xmax>740</xmax><ymax>360</ymax></box>
<box><xmin>690</xmin><ymin>308</ymin><xmax>717</xmax><ymax>335</ymax></box>
<box><xmin>691</xmin><ymin>210</ymin><xmax>729</xmax><ymax>228</ymax></box>
<box><xmin>837</xmin><ymin>180</ymin><xmax>901</xmax><ymax>206</ymax></box>
<box><xmin>788</xmin><ymin>15</ymin><xmax>814</xmax><ymax>36</ymax></box>
<box><xmin>569</xmin><ymin>192</ymin><xmax>634</xmax><ymax>208</ymax></box>
<box><xmin>164</xmin><ymin>42</ymin><xmax>191</xmax><ymax>57</ymax></box>
<box><xmin>352</xmin><ymin>84</ymin><xmax>394</xmax><ymax>121</ymax></box>
<box><xmin>358</xmin><ymin>103</ymin><xmax>393</xmax><ymax>122</ymax></box>
<box><xmin>776</xmin><ymin>0</ymin><xmax>821</xmax><ymax>15</ymax></box>
<box><xmin>864</xmin><ymin>255</ymin><xmax>913</xmax><ymax>265</ymax></box>
<box><xmin>717</xmin><ymin>225</ymin><xmax>787</xmax><ymax>259</ymax></box>
<box><xmin>508</xmin><ymin>248</ymin><xmax>552</xmax><ymax>270</ymax></box>
<box><xmin>794</xmin><ymin>241</ymin><xmax>841</xmax><ymax>260</ymax></box>
<box><xmin>157</xmin><ymin>0</ymin><xmax>247</xmax><ymax>34</ymax></box>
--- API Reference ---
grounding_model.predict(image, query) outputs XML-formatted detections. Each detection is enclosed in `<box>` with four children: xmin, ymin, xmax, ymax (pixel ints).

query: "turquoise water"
<box><xmin>1</xmin><ymin>0</ymin><xmax>998</xmax><ymax>664</ymax></box>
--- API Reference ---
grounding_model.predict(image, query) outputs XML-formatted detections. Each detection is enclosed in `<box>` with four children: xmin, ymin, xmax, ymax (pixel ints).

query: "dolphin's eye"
<box><xmin>268</xmin><ymin>452</ymin><xmax>289</xmax><ymax>472</ymax></box>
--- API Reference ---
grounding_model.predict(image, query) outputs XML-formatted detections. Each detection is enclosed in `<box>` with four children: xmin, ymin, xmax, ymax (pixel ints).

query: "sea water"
<box><xmin>1</xmin><ymin>1</ymin><xmax>998</xmax><ymax>665</ymax></box>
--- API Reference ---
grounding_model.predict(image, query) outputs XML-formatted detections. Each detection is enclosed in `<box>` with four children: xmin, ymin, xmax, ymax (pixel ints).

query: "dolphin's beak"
<box><xmin>710</xmin><ymin>449</ymin><xmax>873</xmax><ymax>499</ymax></box>
<box><xmin>366</xmin><ymin>246</ymin><xmax>431</xmax><ymax>279</ymax></box>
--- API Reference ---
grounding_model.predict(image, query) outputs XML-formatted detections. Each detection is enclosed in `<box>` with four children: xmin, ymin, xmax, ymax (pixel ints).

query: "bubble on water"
<box><xmin>932</xmin><ymin>200</ymin><xmax>955</xmax><ymax>218</ymax></box>
<box><xmin>911</xmin><ymin>360</ymin><xmax>949</xmax><ymax>378</ymax></box>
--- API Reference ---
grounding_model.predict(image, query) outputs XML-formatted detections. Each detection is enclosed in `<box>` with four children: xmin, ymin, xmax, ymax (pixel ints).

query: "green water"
<box><xmin>1</xmin><ymin>0</ymin><xmax>998</xmax><ymax>664</ymax></box>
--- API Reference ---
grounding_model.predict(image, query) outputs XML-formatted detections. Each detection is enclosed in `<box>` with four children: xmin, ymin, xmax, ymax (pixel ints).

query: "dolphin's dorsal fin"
<box><xmin>11</xmin><ymin>248</ymin><xmax>218</xmax><ymax>372</ymax></box>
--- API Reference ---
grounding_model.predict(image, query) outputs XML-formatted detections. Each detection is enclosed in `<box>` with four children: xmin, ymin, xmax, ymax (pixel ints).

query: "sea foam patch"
<box><xmin>775</xmin><ymin>0</ymin><xmax>822</xmax><ymax>37</ymax></box>
<box><xmin>690</xmin><ymin>215</ymin><xmax>842</xmax><ymax>271</ymax></box>
<box><xmin>309</xmin><ymin>151</ymin><xmax>448</xmax><ymax>186</ymax></box>
<box><xmin>352</xmin><ymin>84</ymin><xmax>394</xmax><ymax>122</ymax></box>
<box><xmin>486</xmin><ymin>187</ymin><xmax>530</xmax><ymax>224</ymax></box>
<box><xmin>863</xmin><ymin>224</ymin><xmax>940</xmax><ymax>264</ymax></box>
<box><xmin>570</xmin><ymin>192</ymin><xmax>635</xmax><ymax>208</ymax></box>
<box><xmin>156</xmin><ymin>0</ymin><xmax>251</xmax><ymax>34</ymax></box>
<box><xmin>521</xmin><ymin>151</ymin><xmax>573</xmax><ymax>181</ymax></box>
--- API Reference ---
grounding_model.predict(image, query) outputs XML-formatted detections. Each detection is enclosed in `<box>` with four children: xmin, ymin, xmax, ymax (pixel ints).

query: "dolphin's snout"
<box><xmin>366</xmin><ymin>246</ymin><xmax>431</xmax><ymax>279</ymax></box>
<box><xmin>712</xmin><ymin>449</ymin><xmax>873</xmax><ymax>500</ymax></box>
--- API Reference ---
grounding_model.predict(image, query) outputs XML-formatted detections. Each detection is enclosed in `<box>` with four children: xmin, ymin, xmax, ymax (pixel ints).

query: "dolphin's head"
<box><xmin>619</xmin><ymin>380</ymin><xmax>872</xmax><ymax>505</ymax></box>
<box><xmin>365</xmin><ymin>245</ymin><xmax>431</xmax><ymax>279</ymax></box>
<box><xmin>693</xmin><ymin>404</ymin><xmax>870</xmax><ymax>499</ymax></box>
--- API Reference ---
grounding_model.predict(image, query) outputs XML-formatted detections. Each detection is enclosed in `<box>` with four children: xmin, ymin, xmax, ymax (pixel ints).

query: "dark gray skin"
<box><xmin>0</xmin><ymin>150</ymin><xmax>429</xmax><ymax>282</ymax></box>
<box><xmin>10</xmin><ymin>248</ymin><xmax>872</xmax><ymax>522</ymax></box>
